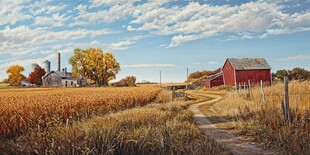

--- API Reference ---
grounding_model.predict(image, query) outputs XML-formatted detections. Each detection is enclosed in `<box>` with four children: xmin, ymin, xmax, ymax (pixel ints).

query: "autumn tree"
<box><xmin>114</xmin><ymin>76</ymin><xmax>137</xmax><ymax>87</ymax></box>
<box><xmin>69</xmin><ymin>48</ymin><xmax>120</xmax><ymax>86</ymax></box>
<box><xmin>6</xmin><ymin>65</ymin><xmax>26</xmax><ymax>86</ymax></box>
<box><xmin>28</xmin><ymin>67</ymin><xmax>46</xmax><ymax>85</ymax></box>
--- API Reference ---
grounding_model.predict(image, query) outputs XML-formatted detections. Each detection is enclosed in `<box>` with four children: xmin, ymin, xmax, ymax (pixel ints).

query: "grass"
<box><xmin>199</xmin><ymin>81</ymin><xmax>310</xmax><ymax>154</ymax></box>
<box><xmin>0</xmin><ymin>83</ymin><xmax>14</xmax><ymax>90</ymax></box>
<box><xmin>1</xmin><ymin>93</ymin><xmax>229</xmax><ymax>154</ymax></box>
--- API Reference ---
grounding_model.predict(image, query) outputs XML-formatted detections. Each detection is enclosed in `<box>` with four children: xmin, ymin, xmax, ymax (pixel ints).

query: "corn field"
<box><xmin>0</xmin><ymin>87</ymin><xmax>161</xmax><ymax>139</ymax></box>
<box><xmin>1</xmin><ymin>100</ymin><xmax>227</xmax><ymax>155</ymax></box>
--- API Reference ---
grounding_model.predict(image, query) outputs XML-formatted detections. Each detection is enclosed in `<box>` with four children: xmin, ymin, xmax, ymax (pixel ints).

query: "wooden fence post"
<box><xmin>172</xmin><ymin>86</ymin><xmax>175</xmax><ymax>101</ymax></box>
<box><xmin>243</xmin><ymin>82</ymin><xmax>245</xmax><ymax>94</ymax></box>
<box><xmin>283</xmin><ymin>77</ymin><xmax>290</xmax><ymax>122</ymax></box>
<box><xmin>248</xmin><ymin>80</ymin><xmax>251</xmax><ymax>98</ymax></box>
<box><xmin>260</xmin><ymin>80</ymin><xmax>266</xmax><ymax>105</ymax></box>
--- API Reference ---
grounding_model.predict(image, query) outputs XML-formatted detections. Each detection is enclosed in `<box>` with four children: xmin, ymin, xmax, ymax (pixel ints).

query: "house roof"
<box><xmin>43</xmin><ymin>71</ymin><xmax>73</xmax><ymax>79</ymax></box>
<box><xmin>226</xmin><ymin>58</ymin><xmax>271</xmax><ymax>70</ymax></box>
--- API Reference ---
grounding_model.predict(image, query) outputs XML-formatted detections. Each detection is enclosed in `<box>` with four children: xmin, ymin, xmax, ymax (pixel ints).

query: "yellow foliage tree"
<box><xmin>6</xmin><ymin>65</ymin><xmax>26</xmax><ymax>86</ymax></box>
<box><xmin>69</xmin><ymin>48</ymin><xmax>120</xmax><ymax>86</ymax></box>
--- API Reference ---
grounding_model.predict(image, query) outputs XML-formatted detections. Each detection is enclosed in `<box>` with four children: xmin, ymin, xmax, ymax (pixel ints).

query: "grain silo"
<box><xmin>30</xmin><ymin>63</ymin><xmax>40</xmax><ymax>72</ymax></box>
<box><xmin>42</xmin><ymin>60</ymin><xmax>50</xmax><ymax>74</ymax></box>
<box><xmin>56</xmin><ymin>52</ymin><xmax>61</xmax><ymax>71</ymax></box>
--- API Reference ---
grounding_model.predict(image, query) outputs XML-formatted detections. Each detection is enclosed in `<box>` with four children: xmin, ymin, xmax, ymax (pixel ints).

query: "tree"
<box><xmin>273</xmin><ymin>68</ymin><xmax>310</xmax><ymax>81</ymax></box>
<box><xmin>6</xmin><ymin>65</ymin><xmax>26</xmax><ymax>86</ymax></box>
<box><xmin>28</xmin><ymin>67</ymin><xmax>46</xmax><ymax>85</ymax></box>
<box><xmin>274</xmin><ymin>69</ymin><xmax>290</xmax><ymax>81</ymax></box>
<box><xmin>291</xmin><ymin>67</ymin><xmax>309</xmax><ymax>81</ymax></box>
<box><xmin>69</xmin><ymin>48</ymin><xmax>120</xmax><ymax>86</ymax></box>
<box><xmin>1</xmin><ymin>78</ymin><xmax>9</xmax><ymax>83</ymax></box>
<box><xmin>187</xmin><ymin>70</ymin><xmax>213</xmax><ymax>81</ymax></box>
<box><xmin>113</xmin><ymin>76</ymin><xmax>136</xmax><ymax>87</ymax></box>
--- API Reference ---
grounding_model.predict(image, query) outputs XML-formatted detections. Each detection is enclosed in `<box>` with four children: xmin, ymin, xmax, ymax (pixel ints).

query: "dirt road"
<box><xmin>189</xmin><ymin>93</ymin><xmax>276</xmax><ymax>155</ymax></box>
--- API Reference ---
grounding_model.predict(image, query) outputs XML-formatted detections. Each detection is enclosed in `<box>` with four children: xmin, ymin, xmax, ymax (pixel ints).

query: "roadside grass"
<box><xmin>199</xmin><ymin>82</ymin><xmax>310</xmax><ymax>154</ymax></box>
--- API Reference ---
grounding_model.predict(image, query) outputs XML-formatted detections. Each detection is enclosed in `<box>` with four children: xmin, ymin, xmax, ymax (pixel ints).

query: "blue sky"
<box><xmin>0</xmin><ymin>0</ymin><xmax>310</xmax><ymax>82</ymax></box>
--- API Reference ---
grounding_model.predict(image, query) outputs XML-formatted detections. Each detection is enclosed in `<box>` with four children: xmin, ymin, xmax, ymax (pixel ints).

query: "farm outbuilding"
<box><xmin>205</xmin><ymin>72</ymin><xmax>224</xmax><ymax>88</ymax></box>
<box><xmin>42</xmin><ymin>70</ymin><xmax>76</xmax><ymax>87</ymax></box>
<box><xmin>222</xmin><ymin>58</ymin><xmax>272</xmax><ymax>86</ymax></box>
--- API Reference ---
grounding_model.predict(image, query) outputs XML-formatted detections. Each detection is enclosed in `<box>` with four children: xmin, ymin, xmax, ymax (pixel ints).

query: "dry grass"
<box><xmin>203</xmin><ymin>81</ymin><xmax>310</xmax><ymax>154</ymax></box>
<box><xmin>1</xmin><ymin>99</ymin><xmax>228</xmax><ymax>154</ymax></box>
<box><xmin>0</xmin><ymin>87</ymin><xmax>162</xmax><ymax>139</ymax></box>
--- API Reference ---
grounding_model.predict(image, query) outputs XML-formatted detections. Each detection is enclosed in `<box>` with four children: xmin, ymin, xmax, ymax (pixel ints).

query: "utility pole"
<box><xmin>160</xmin><ymin>70</ymin><xmax>162</xmax><ymax>88</ymax></box>
<box><xmin>187</xmin><ymin>67</ymin><xmax>189</xmax><ymax>80</ymax></box>
<box><xmin>186</xmin><ymin>67</ymin><xmax>189</xmax><ymax>89</ymax></box>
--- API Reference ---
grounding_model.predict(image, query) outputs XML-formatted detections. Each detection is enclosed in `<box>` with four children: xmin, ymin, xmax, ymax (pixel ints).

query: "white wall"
<box><xmin>61</xmin><ymin>79</ymin><xmax>78</xmax><ymax>87</ymax></box>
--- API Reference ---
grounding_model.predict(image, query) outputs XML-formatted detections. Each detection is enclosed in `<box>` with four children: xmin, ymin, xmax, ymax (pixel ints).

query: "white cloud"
<box><xmin>0</xmin><ymin>26</ymin><xmax>114</xmax><ymax>56</ymax></box>
<box><xmin>34</xmin><ymin>13</ymin><xmax>69</xmax><ymax>27</ymax></box>
<box><xmin>46</xmin><ymin>5</ymin><xmax>67</xmax><ymax>14</ymax></box>
<box><xmin>208</xmin><ymin>61</ymin><xmax>219</xmax><ymax>65</ymax></box>
<box><xmin>107</xmin><ymin>35</ymin><xmax>150</xmax><ymax>51</ymax></box>
<box><xmin>28</xmin><ymin>1</ymin><xmax>66</xmax><ymax>16</ymax></box>
<box><xmin>0</xmin><ymin>1</ymin><xmax>32</xmax><ymax>25</ymax></box>
<box><xmin>75</xmin><ymin>0</ymin><xmax>171</xmax><ymax>25</ymax></box>
<box><xmin>123</xmin><ymin>1</ymin><xmax>310</xmax><ymax>47</ymax></box>
<box><xmin>275</xmin><ymin>55</ymin><xmax>310</xmax><ymax>61</ymax></box>
<box><xmin>193</xmin><ymin>61</ymin><xmax>219</xmax><ymax>65</ymax></box>
<box><xmin>122</xmin><ymin>64</ymin><xmax>176</xmax><ymax>68</ymax></box>
<box><xmin>108</xmin><ymin>40</ymin><xmax>134</xmax><ymax>51</ymax></box>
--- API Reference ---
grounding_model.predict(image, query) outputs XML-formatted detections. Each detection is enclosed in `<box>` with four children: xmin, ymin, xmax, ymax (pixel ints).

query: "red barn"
<box><xmin>222</xmin><ymin>58</ymin><xmax>272</xmax><ymax>86</ymax></box>
<box><xmin>205</xmin><ymin>72</ymin><xmax>224</xmax><ymax>88</ymax></box>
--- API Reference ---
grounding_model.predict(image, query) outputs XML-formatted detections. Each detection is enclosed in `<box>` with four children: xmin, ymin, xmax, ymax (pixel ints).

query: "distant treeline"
<box><xmin>112</xmin><ymin>76</ymin><xmax>137</xmax><ymax>87</ymax></box>
<box><xmin>272</xmin><ymin>67</ymin><xmax>310</xmax><ymax>81</ymax></box>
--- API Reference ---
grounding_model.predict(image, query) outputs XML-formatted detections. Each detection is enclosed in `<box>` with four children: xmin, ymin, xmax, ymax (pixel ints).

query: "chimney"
<box><xmin>56</xmin><ymin>52</ymin><xmax>60</xmax><ymax>71</ymax></box>
<box><xmin>65</xmin><ymin>67</ymin><xmax>67</xmax><ymax>76</ymax></box>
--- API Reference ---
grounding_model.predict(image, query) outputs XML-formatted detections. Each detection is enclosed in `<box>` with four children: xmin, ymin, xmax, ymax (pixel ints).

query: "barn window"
<box><xmin>226</xmin><ymin>66</ymin><xmax>230</xmax><ymax>70</ymax></box>
<box><xmin>71</xmin><ymin>81</ymin><xmax>73</xmax><ymax>85</ymax></box>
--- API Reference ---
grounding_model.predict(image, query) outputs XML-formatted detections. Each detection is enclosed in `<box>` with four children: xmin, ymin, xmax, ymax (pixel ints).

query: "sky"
<box><xmin>0</xmin><ymin>0</ymin><xmax>310</xmax><ymax>82</ymax></box>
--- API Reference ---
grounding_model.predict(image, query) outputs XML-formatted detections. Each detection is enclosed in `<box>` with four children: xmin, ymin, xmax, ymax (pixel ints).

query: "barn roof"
<box><xmin>206</xmin><ymin>72</ymin><xmax>223</xmax><ymax>81</ymax></box>
<box><xmin>227</xmin><ymin>58</ymin><xmax>271</xmax><ymax>70</ymax></box>
<box><xmin>42</xmin><ymin>71</ymin><xmax>73</xmax><ymax>79</ymax></box>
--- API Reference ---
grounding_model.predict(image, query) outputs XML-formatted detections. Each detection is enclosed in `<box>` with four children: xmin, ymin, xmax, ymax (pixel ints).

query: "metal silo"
<box><xmin>30</xmin><ymin>63</ymin><xmax>40</xmax><ymax>72</ymax></box>
<box><xmin>42</xmin><ymin>60</ymin><xmax>50</xmax><ymax>74</ymax></box>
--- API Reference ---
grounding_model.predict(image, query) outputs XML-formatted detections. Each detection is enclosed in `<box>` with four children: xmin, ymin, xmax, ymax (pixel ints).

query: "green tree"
<box><xmin>291</xmin><ymin>67</ymin><xmax>309</xmax><ymax>81</ymax></box>
<box><xmin>274</xmin><ymin>69</ymin><xmax>290</xmax><ymax>81</ymax></box>
<box><xmin>69</xmin><ymin>48</ymin><xmax>120</xmax><ymax>86</ymax></box>
<box><xmin>6</xmin><ymin>65</ymin><xmax>26</xmax><ymax>86</ymax></box>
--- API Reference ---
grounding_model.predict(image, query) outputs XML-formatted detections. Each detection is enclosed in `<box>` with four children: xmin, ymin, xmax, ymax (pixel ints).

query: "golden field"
<box><xmin>200</xmin><ymin>81</ymin><xmax>310</xmax><ymax>154</ymax></box>
<box><xmin>0</xmin><ymin>87</ymin><xmax>162</xmax><ymax>139</ymax></box>
<box><xmin>0</xmin><ymin>87</ymin><xmax>229</xmax><ymax>154</ymax></box>
<box><xmin>2</xmin><ymin>101</ymin><xmax>226</xmax><ymax>154</ymax></box>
